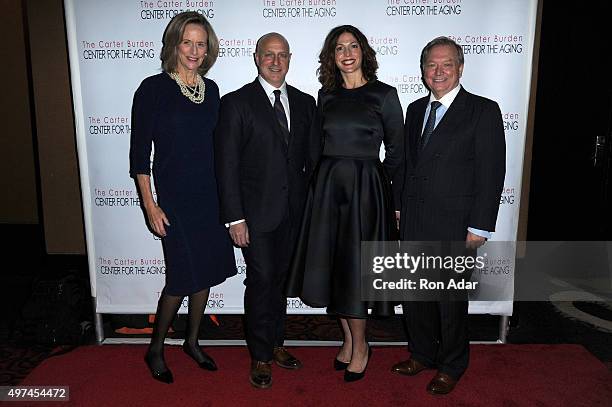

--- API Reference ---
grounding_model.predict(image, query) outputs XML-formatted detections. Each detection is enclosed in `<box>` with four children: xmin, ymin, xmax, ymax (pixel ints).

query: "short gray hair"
<box><xmin>420</xmin><ymin>36</ymin><xmax>464</xmax><ymax>71</ymax></box>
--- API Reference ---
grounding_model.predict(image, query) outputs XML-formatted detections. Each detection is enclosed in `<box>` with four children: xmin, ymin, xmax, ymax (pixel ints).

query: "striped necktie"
<box><xmin>419</xmin><ymin>101</ymin><xmax>442</xmax><ymax>151</ymax></box>
<box><xmin>273</xmin><ymin>89</ymin><xmax>289</xmax><ymax>145</ymax></box>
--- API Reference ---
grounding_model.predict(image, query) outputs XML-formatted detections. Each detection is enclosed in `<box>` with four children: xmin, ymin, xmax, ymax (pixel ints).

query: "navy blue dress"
<box><xmin>130</xmin><ymin>73</ymin><xmax>236</xmax><ymax>296</ymax></box>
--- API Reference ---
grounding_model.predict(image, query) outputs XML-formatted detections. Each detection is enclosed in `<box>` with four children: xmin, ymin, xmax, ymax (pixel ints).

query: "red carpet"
<box><xmin>19</xmin><ymin>344</ymin><xmax>611</xmax><ymax>406</ymax></box>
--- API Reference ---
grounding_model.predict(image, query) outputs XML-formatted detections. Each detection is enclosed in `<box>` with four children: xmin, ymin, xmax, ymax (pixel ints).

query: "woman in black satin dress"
<box><xmin>286</xmin><ymin>25</ymin><xmax>404</xmax><ymax>381</ymax></box>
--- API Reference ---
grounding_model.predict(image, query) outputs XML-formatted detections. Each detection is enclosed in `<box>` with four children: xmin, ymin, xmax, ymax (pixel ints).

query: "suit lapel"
<box><xmin>286</xmin><ymin>85</ymin><xmax>300</xmax><ymax>149</ymax></box>
<box><xmin>410</xmin><ymin>98</ymin><xmax>428</xmax><ymax>165</ymax></box>
<box><xmin>418</xmin><ymin>88</ymin><xmax>468</xmax><ymax>164</ymax></box>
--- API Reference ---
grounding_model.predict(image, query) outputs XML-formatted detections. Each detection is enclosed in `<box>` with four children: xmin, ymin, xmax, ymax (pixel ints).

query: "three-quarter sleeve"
<box><xmin>129</xmin><ymin>78</ymin><xmax>158</xmax><ymax>177</ymax></box>
<box><xmin>380</xmin><ymin>87</ymin><xmax>405</xmax><ymax>205</ymax></box>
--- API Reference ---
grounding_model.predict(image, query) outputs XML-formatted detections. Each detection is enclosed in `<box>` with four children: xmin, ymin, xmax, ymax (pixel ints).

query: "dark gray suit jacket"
<box><xmin>214</xmin><ymin>79</ymin><xmax>317</xmax><ymax>232</ymax></box>
<box><xmin>399</xmin><ymin>87</ymin><xmax>506</xmax><ymax>241</ymax></box>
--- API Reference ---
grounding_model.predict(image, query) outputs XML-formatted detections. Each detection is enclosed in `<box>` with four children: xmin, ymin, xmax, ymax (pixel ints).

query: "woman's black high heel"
<box><xmin>145</xmin><ymin>352</ymin><xmax>174</xmax><ymax>384</ymax></box>
<box><xmin>334</xmin><ymin>357</ymin><xmax>349</xmax><ymax>371</ymax></box>
<box><xmin>182</xmin><ymin>342</ymin><xmax>218</xmax><ymax>371</ymax></box>
<box><xmin>344</xmin><ymin>345</ymin><xmax>371</xmax><ymax>382</ymax></box>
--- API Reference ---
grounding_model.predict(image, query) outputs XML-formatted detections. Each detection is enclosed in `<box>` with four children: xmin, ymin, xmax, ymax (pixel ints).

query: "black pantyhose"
<box><xmin>145</xmin><ymin>288</ymin><xmax>210</xmax><ymax>372</ymax></box>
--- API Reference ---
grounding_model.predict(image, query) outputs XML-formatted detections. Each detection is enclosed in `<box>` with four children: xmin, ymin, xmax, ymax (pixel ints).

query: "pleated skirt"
<box><xmin>286</xmin><ymin>156</ymin><xmax>396</xmax><ymax>318</ymax></box>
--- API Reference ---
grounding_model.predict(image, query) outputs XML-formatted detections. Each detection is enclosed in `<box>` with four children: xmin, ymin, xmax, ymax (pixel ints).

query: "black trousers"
<box><xmin>242</xmin><ymin>214</ymin><xmax>293</xmax><ymax>362</ymax></box>
<box><xmin>403</xmin><ymin>300</ymin><xmax>469</xmax><ymax>380</ymax></box>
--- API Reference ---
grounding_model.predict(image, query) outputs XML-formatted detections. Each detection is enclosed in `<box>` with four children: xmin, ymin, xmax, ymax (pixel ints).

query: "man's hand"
<box><xmin>395</xmin><ymin>211</ymin><xmax>401</xmax><ymax>231</ymax></box>
<box><xmin>466</xmin><ymin>231</ymin><xmax>486</xmax><ymax>249</ymax></box>
<box><xmin>229</xmin><ymin>222</ymin><xmax>250</xmax><ymax>247</ymax></box>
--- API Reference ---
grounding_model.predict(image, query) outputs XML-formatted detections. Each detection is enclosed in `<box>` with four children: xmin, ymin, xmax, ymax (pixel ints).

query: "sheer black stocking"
<box><xmin>183</xmin><ymin>288</ymin><xmax>210</xmax><ymax>363</ymax></box>
<box><xmin>146</xmin><ymin>291</ymin><xmax>182</xmax><ymax>373</ymax></box>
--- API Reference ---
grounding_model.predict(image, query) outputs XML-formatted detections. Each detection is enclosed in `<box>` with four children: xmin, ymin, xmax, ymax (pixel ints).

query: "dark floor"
<box><xmin>1</xmin><ymin>224</ymin><xmax>611</xmax><ymax>386</ymax></box>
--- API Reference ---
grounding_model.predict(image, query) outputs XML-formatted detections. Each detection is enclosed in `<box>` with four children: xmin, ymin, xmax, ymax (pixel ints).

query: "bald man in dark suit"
<box><xmin>214</xmin><ymin>32</ymin><xmax>316</xmax><ymax>389</ymax></box>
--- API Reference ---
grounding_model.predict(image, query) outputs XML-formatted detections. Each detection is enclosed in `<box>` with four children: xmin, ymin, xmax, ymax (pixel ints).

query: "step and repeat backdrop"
<box><xmin>64</xmin><ymin>0</ymin><xmax>538</xmax><ymax>316</ymax></box>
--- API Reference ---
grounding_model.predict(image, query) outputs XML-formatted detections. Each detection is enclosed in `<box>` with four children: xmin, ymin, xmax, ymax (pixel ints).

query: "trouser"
<box><xmin>242</xmin><ymin>214</ymin><xmax>293</xmax><ymax>361</ymax></box>
<box><xmin>404</xmin><ymin>298</ymin><xmax>470</xmax><ymax>380</ymax></box>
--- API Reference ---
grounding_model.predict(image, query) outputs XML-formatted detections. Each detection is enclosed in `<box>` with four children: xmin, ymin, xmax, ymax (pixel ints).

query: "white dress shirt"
<box><xmin>258</xmin><ymin>75</ymin><xmax>291</xmax><ymax>131</ymax></box>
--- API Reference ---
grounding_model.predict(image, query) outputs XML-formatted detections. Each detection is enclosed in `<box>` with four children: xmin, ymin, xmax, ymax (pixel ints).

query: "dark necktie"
<box><xmin>273</xmin><ymin>89</ymin><xmax>289</xmax><ymax>145</ymax></box>
<box><xmin>419</xmin><ymin>101</ymin><xmax>442</xmax><ymax>151</ymax></box>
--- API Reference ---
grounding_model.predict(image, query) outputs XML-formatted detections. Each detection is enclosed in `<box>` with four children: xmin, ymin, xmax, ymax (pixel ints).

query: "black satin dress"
<box><xmin>286</xmin><ymin>80</ymin><xmax>404</xmax><ymax>317</ymax></box>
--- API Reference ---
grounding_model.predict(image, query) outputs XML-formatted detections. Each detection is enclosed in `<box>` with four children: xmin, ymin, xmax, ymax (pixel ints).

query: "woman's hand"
<box><xmin>135</xmin><ymin>174</ymin><xmax>170</xmax><ymax>237</ymax></box>
<box><xmin>145</xmin><ymin>204</ymin><xmax>170</xmax><ymax>237</ymax></box>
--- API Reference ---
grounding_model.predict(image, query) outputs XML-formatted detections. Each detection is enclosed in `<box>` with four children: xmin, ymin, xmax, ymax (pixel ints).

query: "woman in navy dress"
<box><xmin>286</xmin><ymin>25</ymin><xmax>404</xmax><ymax>382</ymax></box>
<box><xmin>130</xmin><ymin>11</ymin><xmax>236</xmax><ymax>384</ymax></box>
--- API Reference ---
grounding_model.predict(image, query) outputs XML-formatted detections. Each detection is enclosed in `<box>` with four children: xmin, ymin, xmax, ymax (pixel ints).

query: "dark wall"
<box><xmin>0</xmin><ymin>0</ymin><xmax>38</xmax><ymax>224</ymax></box>
<box><xmin>25</xmin><ymin>0</ymin><xmax>85</xmax><ymax>254</ymax></box>
<box><xmin>0</xmin><ymin>0</ymin><xmax>85</xmax><ymax>254</ymax></box>
<box><xmin>527</xmin><ymin>1</ymin><xmax>612</xmax><ymax>240</ymax></box>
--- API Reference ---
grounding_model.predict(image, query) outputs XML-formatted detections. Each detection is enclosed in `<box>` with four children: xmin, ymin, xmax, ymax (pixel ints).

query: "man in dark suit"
<box><xmin>392</xmin><ymin>37</ymin><xmax>506</xmax><ymax>395</ymax></box>
<box><xmin>214</xmin><ymin>32</ymin><xmax>316</xmax><ymax>389</ymax></box>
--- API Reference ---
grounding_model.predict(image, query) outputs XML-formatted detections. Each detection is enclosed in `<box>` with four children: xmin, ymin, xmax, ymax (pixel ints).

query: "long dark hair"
<box><xmin>317</xmin><ymin>25</ymin><xmax>378</xmax><ymax>92</ymax></box>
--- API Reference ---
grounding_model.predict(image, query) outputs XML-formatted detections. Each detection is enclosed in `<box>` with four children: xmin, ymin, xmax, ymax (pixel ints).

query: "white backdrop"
<box><xmin>64</xmin><ymin>0</ymin><xmax>538</xmax><ymax>316</ymax></box>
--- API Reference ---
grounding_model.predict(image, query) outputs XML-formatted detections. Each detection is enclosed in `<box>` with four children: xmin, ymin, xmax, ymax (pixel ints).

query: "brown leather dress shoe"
<box><xmin>427</xmin><ymin>372</ymin><xmax>458</xmax><ymax>395</ymax></box>
<box><xmin>249</xmin><ymin>361</ymin><xmax>272</xmax><ymax>389</ymax></box>
<box><xmin>273</xmin><ymin>347</ymin><xmax>302</xmax><ymax>370</ymax></box>
<box><xmin>391</xmin><ymin>358</ymin><xmax>428</xmax><ymax>376</ymax></box>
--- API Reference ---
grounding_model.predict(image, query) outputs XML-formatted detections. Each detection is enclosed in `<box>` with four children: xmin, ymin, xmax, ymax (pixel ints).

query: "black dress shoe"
<box><xmin>344</xmin><ymin>345</ymin><xmax>371</xmax><ymax>382</ymax></box>
<box><xmin>334</xmin><ymin>358</ymin><xmax>349</xmax><ymax>371</ymax></box>
<box><xmin>249</xmin><ymin>360</ymin><xmax>272</xmax><ymax>389</ymax></box>
<box><xmin>182</xmin><ymin>342</ymin><xmax>218</xmax><ymax>371</ymax></box>
<box><xmin>144</xmin><ymin>352</ymin><xmax>173</xmax><ymax>384</ymax></box>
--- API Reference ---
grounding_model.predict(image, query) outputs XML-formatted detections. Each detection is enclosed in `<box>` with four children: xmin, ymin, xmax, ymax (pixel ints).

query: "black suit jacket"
<box><xmin>214</xmin><ymin>79</ymin><xmax>317</xmax><ymax>232</ymax></box>
<box><xmin>399</xmin><ymin>87</ymin><xmax>506</xmax><ymax>241</ymax></box>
